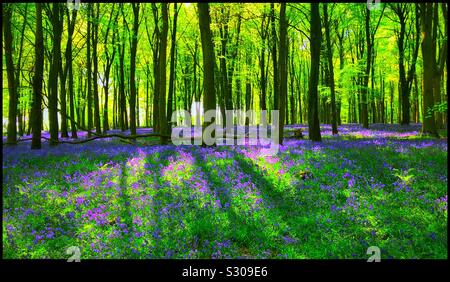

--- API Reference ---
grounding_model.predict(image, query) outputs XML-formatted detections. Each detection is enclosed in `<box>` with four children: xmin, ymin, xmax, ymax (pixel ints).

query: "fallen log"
<box><xmin>14</xmin><ymin>133</ymin><xmax>171</xmax><ymax>145</ymax></box>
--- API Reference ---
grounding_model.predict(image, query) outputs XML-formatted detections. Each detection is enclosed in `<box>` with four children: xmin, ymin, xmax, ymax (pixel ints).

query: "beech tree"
<box><xmin>198</xmin><ymin>3</ymin><xmax>217</xmax><ymax>145</ymax></box>
<box><xmin>308</xmin><ymin>3</ymin><xmax>322</xmax><ymax>142</ymax></box>
<box><xmin>31</xmin><ymin>3</ymin><xmax>44</xmax><ymax>149</ymax></box>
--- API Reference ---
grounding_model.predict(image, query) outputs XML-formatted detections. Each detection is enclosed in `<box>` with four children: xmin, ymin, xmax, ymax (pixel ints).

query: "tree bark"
<box><xmin>59</xmin><ymin>10</ymin><xmax>69</xmax><ymax>138</ymax></box>
<box><xmin>259</xmin><ymin>11</ymin><xmax>268</xmax><ymax>112</ymax></box>
<box><xmin>167</xmin><ymin>3</ymin><xmax>179</xmax><ymax>130</ymax></box>
<box><xmin>420</xmin><ymin>3</ymin><xmax>438</xmax><ymax>136</ymax></box>
<box><xmin>278</xmin><ymin>3</ymin><xmax>287</xmax><ymax>144</ymax></box>
<box><xmin>150</xmin><ymin>3</ymin><xmax>160</xmax><ymax>132</ymax></box>
<box><xmin>86</xmin><ymin>4</ymin><xmax>93</xmax><ymax>136</ymax></box>
<box><xmin>159</xmin><ymin>3</ymin><xmax>169</xmax><ymax>143</ymax></box>
<box><xmin>66</xmin><ymin>8</ymin><xmax>78</xmax><ymax>138</ymax></box>
<box><xmin>271</xmin><ymin>3</ymin><xmax>279</xmax><ymax>112</ymax></box>
<box><xmin>92</xmin><ymin>4</ymin><xmax>101</xmax><ymax>134</ymax></box>
<box><xmin>3</xmin><ymin>4</ymin><xmax>18</xmax><ymax>145</ymax></box>
<box><xmin>198</xmin><ymin>3</ymin><xmax>217</xmax><ymax>145</ymax></box>
<box><xmin>308</xmin><ymin>3</ymin><xmax>322</xmax><ymax>142</ymax></box>
<box><xmin>31</xmin><ymin>3</ymin><xmax>44</xmax><ymax>149</ymax></box>
<box><xmin>48</xmin><ymin>3</ymin><xmax>63</xmax><ymax>145</ymax></box>
<box><xmin>129</xmin><ymin>3</ymin><xmax>140</xmax><ymax>136</ymax></box>
<box><xmin>15</xmin><ymin>4</ymin><xmax>28</xmax><ymax>137</ymax></box>
<box><xmin>323</xmin><ymin>4</ymin><xmax>338</xmax><ymax>135</ymax></box>
<box><xmin>102</xmin><ymin>5</ymin><xmax>118</xmax><ymax>134</ymax></box>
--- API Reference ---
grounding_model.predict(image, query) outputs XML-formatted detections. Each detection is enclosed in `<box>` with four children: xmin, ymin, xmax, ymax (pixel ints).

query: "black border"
<box><xmin>0</xmin><ymin>259</ymin><xmax>449</xmax><ymax>279</ymax></box>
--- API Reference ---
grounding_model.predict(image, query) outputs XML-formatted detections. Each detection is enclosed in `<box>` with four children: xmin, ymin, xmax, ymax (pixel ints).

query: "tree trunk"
<box><xmin>289</xmin><ymin>38</ymin><xmax>296</xmax><ymax>125</ymax></box>
<box><xmin>432</xmin><ymin>4</ymin><xmax>447</xmax><ymax>129</ymax></box>
<box><xmin>145</xmin><ymin>62</ymin><xmax>150</xmax><ymax>127</ymax></box>
<box><xmin>361</xmin><ymin>9</ymin><xmax>371</xmax><ymax>129</ymax></box>
<box><xmin>48</xmin><ymin>3</ymin><xmax>63</xmax><ymax>145</ymax></box>
<box><xmin>59</xmin><ymin>11</ymin><xmax>69</xmax><ymax>138</ymax></box>
<box><xmin>31</xmin><ymin>3</ymin><xmax>44</xmax><ymax>149</ymax></box>
<box><xmin>102</xmin><ymin>7</ymin><xmax>118</xmax><ymax>134</ymax></box>
<box><xmin>198</xmin><ymin>3</ymin><xmax>217</xmax><ymax>145</ymax></box>
<box><xmin>15</xmin><ymin>4</ymin><xmax>28</xmax><ymax>137</ymax></box>
<box><xmin>245</xmin><ymin>80</ymin><xmax>251</xmax><ymax>126</ymax></box>
<box><xmin>129</xmin><ymin>3</ymin><xmax>140</xmax><ymax>136</ymax></box>
<box><xmin>414</xmin><ymin>74</ymin><xmax>420</xmax><ymax>123</ymax></box>
<box><xmin>86</xmin><ymin>4</ymin><xmax>93</xmax><ymax>136</ymax></box>
<box><xmin>66</xmin><ymin>8</ymin><xmax>78</xmax><ymax>138</ymax></box>
<box><xmin>92</xmin><ymin>4</ymin><xmax>101</xmax><ymax>134</ymax></box>
<box><xmin>270</xmin><ymin>3</ymin><xmax>279</xmax><ymax>112</ymax></box>
<box><xmin>323</xmin><ymin>4</ymin><xmax>338</xmax><ymax>135</ymax></box>
<box><xmin>308</xmin><ymin>3</ymin><xmax>322</xmax><ymax>141</ymax></box>
<box><xmin>420</xmin><ymin>3</ymin><xmax>438</xmax><ymax>136</ymax></box>
<box><xmin>159</xmin><ymin>3</ymin><xmax>169</xmax><ymax>143</ymax></box>
<box><xmin>167</xmin><ymin>3</ymin><xmax>179</xmax><ymax>130</ymax></box>
<box><xmin>259</xmin><ymin>12</ymin><xmax>268</xmax><ymax>112</ymax></box>
<box><xmin>3</xmin><ymin>4</ymin><xmax>17</xmax><ymax>145</ymax></box>
<box><xmin>218</xmin><ymin>8</ymin><xmax>232</xmax><ymax>131</ymax></box>
<box><xmin>151</xmin><ymin>3</ymin><xmax>160</xmax><ymax>132</ymax></box>
<box><xmin>278</xmin><ymin>3</ymin><xmax>287</xmax><ymax>144</ymax></box>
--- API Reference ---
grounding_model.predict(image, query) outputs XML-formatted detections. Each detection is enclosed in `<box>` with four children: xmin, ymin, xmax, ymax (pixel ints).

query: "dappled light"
<box><xmin>3</xmin><ymin>123</ymin><xmax>447</xmax><ymax>259</ymax></box>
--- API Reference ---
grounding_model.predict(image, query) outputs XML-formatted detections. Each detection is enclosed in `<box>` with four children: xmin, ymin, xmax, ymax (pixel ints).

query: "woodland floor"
<box><xmin>2</xmin><ymin>123</ymin><xmax>448</xmax><ymax>259</ymax></box>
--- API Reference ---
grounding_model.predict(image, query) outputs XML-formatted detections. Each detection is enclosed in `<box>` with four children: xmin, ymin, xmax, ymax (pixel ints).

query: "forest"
<box><xmin>2</xmin><ymin>2</ymin><xmax>448</xmax><ymax>259</ymax></box>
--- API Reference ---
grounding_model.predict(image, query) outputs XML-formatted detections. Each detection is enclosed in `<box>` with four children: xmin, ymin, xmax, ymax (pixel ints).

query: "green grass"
<box><xmin>2</xmin><ymin>133</ymin><xmax>448</xmax><ymax>259</ymax></box>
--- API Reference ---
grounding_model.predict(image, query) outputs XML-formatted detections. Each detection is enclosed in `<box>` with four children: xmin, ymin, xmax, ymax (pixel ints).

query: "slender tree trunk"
<box><xmin>420</xmin><ymin>3</ymin><xmax>438</xmax><ymax>136</ymax></box>
<box><xmin>113</xmin><ymin>69</ymin><xmax>118</xmax><ymax>129</ymax></box>
<box><xmin>380</xmin><ymin>74</ymin><xmax>385</xmax><ymax>124</ymax></box>
<box><xmin>245</xmin><ymin>80</ymin><xmax>251</xmax><ymax>126</ymax></box>
<box><xmin>323</xmin><ymin>4</ymin><xmax>338</xmax><ymax>134</ymax></box>
<box><xmin>414</xmin><ymin>74</ymin><xmax>420</xmax><ymax>123</ymax></box>
<box><xmin>308</xmin><ymin>3</ymin><xmax>322</xmax><ymax>141</ymax></box>
<box><xmin>389</xmin><ymin>82</ymin><xmax>394</xmax><ymax>124</ymax></box>
<box><xmin>119</xmin><ymin>42</ymin><xmax>126</xmax><ymax>131</ymax></box>
<box><xmin>218</xmin><ymin>8</ymin><xmax>232</xmax><ymax>131</ymax></box>
<box><xmin>431</xmin><ymin>4</ymin><xmax>447</xmax><ymax>129</ymax></box>
<box><xmin>198</xmin><ymin>3</ymin><xmax>217</xmax><ymax>145</ymax></box>
<box><xmin>270</xmin><ymin>3</ymin><xmax>279</xmax><ymax>112</ymax></box>
<box><xmin>66</xmin><ymin>9</ymin><xmax>78</xmax><ymax>138</ymax></box>
<box><xmin>167</xmin><ymin>3</ymin><xmax>179</xmax><ymax>129</ymax></box>
<box><xmin>59</xmin><ymin>10</ymin><xmax>68</xmax><ymax>138</ymax></box>
<box><xmin>102</xmin><ymin>7</ymin><xmax>117</xmax><ymax>134</ymax></box>
<box><xmin>48</xmin><ymin>3</ymin><xmax>63</xmax><ymax>145</ymax></box>
<box><xmin>31</xmin><ymin>3</ymin><xmax>44</xmax><ymax>149</ymax></box>
<box><xmin>278</xmin><ymin>3</ymin><xmax>287</xmax><ymax>144</ymax></box>
<box><xmin>86</xmin><ymin>4</ymin><xmax>93</xmax><ymax>136</ymax></box>
<box><xmin>259</xmin><ymin>43</ymin><xmax>267</xmax><ymax>111</ymax></box>
<box><xmin>151</xmin><ymin>3</ymin><xmax>160</xmax><ymax>132</ymax></box>
<box><xmin>361</xmin><ymin>10</ymin><xmax>371</xmax><ymax>129</ymax></box>
<box><xmin>92</xmin><ymin>4</ymin><xmax>101</xmax><ymax>134</ymax></box>
<box><xmin>398</xmin><ymin>14</ymin><xmax>409</xmax><ymax>125</ymax></box>
<box><xmin>15</xmin><ymin>4</ymin><xmax>28</xmax><ymax>137</ymax></box>
<box><xmin>289</xmin><ymin>38</ymin><xmax>296</xmax><ymax>125</ymax></box>
<box><xmin>228</xmin><ymin>12</ymin><xmax>242</xmax><ymax>113</ymax></box>
<box><xmin>159</xmin><ymin>3</ymin><xmax>169</xmax><ymax>143</ymax></box>
<box><xmin>3</xmin><ymin>4</ymin><xmax>17</xmax><ymax>145</ymax></box>
<box><xmin>145</xmin><ymin>63</ymin><xmax>150</xmax><ymax>127</ymax></box>
<box><xmin>129</xmin><ymin>3</ymin><xmax>140</xmax><ymax>136</ymax></box>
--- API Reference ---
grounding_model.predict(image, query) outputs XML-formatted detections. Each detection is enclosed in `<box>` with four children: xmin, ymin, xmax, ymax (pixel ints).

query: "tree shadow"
<box><xmin>232</xmin><ymin>149</ymin><xmax>324</xmax><ymax>257</ymax></box>
<box><xmin>191</xmin><ymin>147</ymin><xmax>286</xmax><ymax>258</ymax></box>
<box><xmin>114</xmin><ymin>162</ymin><xmax>134</xmax><ymax>257</ymax></box>
<box><xmin>140</xmin><ymin>146</ymin><xmax>179</xmax><ymax>258</ymax></box>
